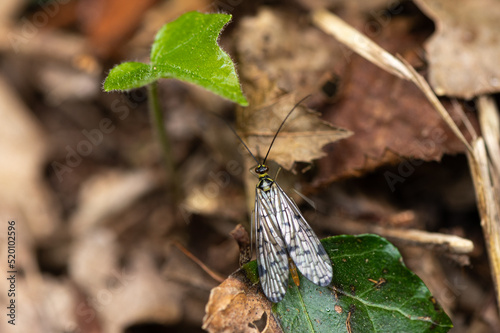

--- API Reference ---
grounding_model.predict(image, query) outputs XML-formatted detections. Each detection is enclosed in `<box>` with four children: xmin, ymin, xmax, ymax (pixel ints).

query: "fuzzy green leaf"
<box><xmin>245</xmin><ymin>234</ymin><xmax>452</xmax><ymax>333</ymax></box>
<box><xmin>103</xmin><ymin>11</ymin><xmax>247</xmax><ymax>106</ymax></box>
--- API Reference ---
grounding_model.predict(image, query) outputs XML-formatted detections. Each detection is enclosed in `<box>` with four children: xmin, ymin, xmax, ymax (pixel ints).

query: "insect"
<box><xmin>235</xmin><ymin>95</ymin><xmax>333</xmax><ymax>303</ymax></box>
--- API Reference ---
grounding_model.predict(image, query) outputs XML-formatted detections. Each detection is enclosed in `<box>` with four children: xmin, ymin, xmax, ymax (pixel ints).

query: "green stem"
<box><xmin>148</xmin><ymin>81</ymin><xmax>182</xmax><ymax>201</ymax></box>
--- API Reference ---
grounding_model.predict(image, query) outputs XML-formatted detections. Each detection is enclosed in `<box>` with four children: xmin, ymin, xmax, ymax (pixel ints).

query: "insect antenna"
<box><xmin>262</xmin><ymin>95</ymin><xmax>311</xmax><ymax>165</ymax></box>
<box><xmin>215</xmin><ymin>94</ymin><xmax>311</xmax><ymax>166</ymax></box>
<box><xmin>220</xmin><ymin>115</ymin><xmax>260</xmax><ymax>165</ymax></box>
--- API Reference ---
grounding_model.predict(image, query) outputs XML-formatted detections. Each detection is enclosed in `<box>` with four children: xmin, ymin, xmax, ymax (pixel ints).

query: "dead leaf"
<box><xmin>203</xmin><ymin>269</ymin><xmax>282</xmax><ymax>333</ymax></box>
<box><xmin>241</xmin><ymin>93</ymin><xmax>352</xmax><ymax>171</ymax></box>
<box><xmin>312</xmin><ymin>12</ymin><xmax>478</xmax><ymax>184</ymax></box>
<box><xmin>414</xmin><ymin>0</ymin><xmax>500</xmax><ymax>99</ymax></box>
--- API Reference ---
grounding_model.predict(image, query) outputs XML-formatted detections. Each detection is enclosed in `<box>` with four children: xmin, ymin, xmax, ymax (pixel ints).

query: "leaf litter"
<box><xmin>414</xmin><ymin>0</ymin><xmax>500</xmax><ymax>98</ymax></box>
<box><xmin>1</xmin><ymin>1</ymin><xmax>499</xmax><ymax>332</ymax></box>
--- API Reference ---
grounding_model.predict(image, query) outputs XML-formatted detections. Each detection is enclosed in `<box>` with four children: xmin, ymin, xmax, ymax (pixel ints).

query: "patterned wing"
<box><xmin>254</xmin><ymin>186</ymin><xmax>289</xmax><ymax>303</ymax></box>
<box><xmin>274</xmin><ymin>183</ymin><xmax>333</xmax><ymax>287</ymax></box>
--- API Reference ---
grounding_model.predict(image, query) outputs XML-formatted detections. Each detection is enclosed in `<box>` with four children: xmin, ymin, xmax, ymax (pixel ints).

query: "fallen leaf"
<box><xmin>314</xmin><ymin>14</ymin><xmax>479</xmax><ymax>184</ymax></box>
<box><xmin>203</xmin><ymin>269</ymin><xmax>282</xmax><ymax>333</ymax></box>
<box><xmin>241</xmin><ymin>92</ymin><xmax>352</xmax><ymax>171</ymax></box>
<box><xmin>414</xmin><ymin>0</ymin><xmax>500</xmax><ymax>98</ymax></box>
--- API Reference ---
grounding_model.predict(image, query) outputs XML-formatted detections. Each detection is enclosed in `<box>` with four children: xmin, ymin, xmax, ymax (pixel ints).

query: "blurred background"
<box><xmin>0</xmin><ymin>0</ymin><xmax>498</xmax><ymax>332</ymax></box>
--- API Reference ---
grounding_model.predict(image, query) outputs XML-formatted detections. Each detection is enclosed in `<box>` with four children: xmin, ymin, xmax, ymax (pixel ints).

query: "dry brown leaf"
<box><xmin>202</xmin><ymin>269</ymin><xmax>282</xmax><ymax>333</ymax></box>
<box><xmin>316</xmin><ymin>58</ymin><xmax>474</xmax><ymax>183</ymax></box>
<box><xmin>414</xmin><ymin>0</ymin><xmax>500</xmax><ymax>99</ymax></box>
<box><xmin>241</xmin><ymin>93</ymin><xmax>352</xmax><ymax>171</ymax></box>
<box><xmin>311</xmin><ymin>10</ymin><xmax>478</xmax><ymax>184</ymax></box>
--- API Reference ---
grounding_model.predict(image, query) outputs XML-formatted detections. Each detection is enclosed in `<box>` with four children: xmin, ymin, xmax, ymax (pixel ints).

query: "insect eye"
<box><xmin>255</xmin><ymin>165</ymin><xmax>268</xmax><ymax>174</ymax></box>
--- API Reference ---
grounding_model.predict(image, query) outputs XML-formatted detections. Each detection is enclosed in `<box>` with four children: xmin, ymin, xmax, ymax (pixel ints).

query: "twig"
<box><xmin>478</xmin><ymin>96</ymin><xmax>500</xmax><ymax>175</ymax></box>
<box><xmin>467</xmin><ymin>135</ymin><xmax>500</xmax><ymax>307</ymax></box>
<box><xmin>329</xmin><ymin>216</ymin><xmax>474</xmax><ymax>255</ymax></box>
<box><xmin>173</xmin><ymin>241</ymin><xmax>225</xmax><ymax>283</ymax></box>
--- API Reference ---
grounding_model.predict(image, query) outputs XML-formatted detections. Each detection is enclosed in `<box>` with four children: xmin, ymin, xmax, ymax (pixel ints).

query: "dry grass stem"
<box><xmin>330</xmin><ymin>217</ymin><xmax>473</xmax><ymax>255</ymax></box>
<box><xmin>174</xmin><ymin>242</ymin><xmax>225</xmax><ymax>283</ymax></box>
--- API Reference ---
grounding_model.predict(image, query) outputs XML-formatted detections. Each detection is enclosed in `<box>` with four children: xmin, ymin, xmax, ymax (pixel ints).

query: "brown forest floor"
<box><xmin>0</xmin><ymin>0</ymin><xmax>499</xmax><ymax>332</ymax></box>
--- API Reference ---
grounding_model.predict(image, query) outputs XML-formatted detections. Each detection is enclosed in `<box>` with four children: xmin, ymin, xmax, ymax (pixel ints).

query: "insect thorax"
<box><xmin>257</xmin><ymin>175</ymin><xmax>274</xmax><ymax>192</ymax></box>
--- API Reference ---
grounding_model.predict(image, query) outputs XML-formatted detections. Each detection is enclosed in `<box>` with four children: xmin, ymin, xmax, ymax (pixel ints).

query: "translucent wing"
<box><xmin>274</xmin><ymin>183</ymin><xmax>333</xmax><ymax>287</ymax></box>
<box><xmin>254</xmin><ymin>185</ymin><xmax>289</xmax><ymax>303</ymax></box>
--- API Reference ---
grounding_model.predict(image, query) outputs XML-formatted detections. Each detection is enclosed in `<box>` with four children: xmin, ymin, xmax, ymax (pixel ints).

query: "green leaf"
<box><xmin>103</xmin><ymin>62</ymin><xmax>158</xmax><ymax>90</ymax></box>
<box><xmin>245</xmin><ymin>234</ymin><xmax>453</xmax><ymax>333</ymax></box>
<box><xmin>103</xmin><ymin>11</ymin><xmax>248</xmax><ymax>106</ymax></box>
